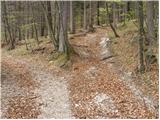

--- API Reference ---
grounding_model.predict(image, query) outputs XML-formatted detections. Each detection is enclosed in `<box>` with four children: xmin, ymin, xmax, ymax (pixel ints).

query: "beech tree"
<box><xmin>112</xmin><ymin>2</ymin><xmax>117</xmax><ymax>28</ymax></box>
<box><xmin>146</xmin><ymin>2</ymin><xmax>154</xmax><ymax>44</ymax></box>
<box><xmin>41</xmin><ymin>1</ymin><xmax>58</xmax><ymax>50</ymax></box>
<box><xmin>88</xmin><ymin>1</ymin><xmax>94</xmax><ymax>32</ymax></box>
<box><xmin>138</xmin><ymin>1</ymin><xmax>145</xmax><ymax>73</ymax></box>
<box><xmin>2</xmin><ymin>1</ymin><xmax>15</xmax><ymax>49</ymax></box>
<box><xmin>97</xmin><ymin>1</ymin><xmax>100</xmax><ymax>26</ymax></box>
<box><xmin>69</xmin><ymin>1</ymin><xmax>75</xmax><ymax>34</ymax></box>
<box><xmin>106</xmin><ymin>2</ymin><xmax>120</xmax><ymax>38</ymax></box>
<box><xmin>83</xmin><ymin>1</ymin><xmax>87</xmax><ymax>30</ymax></box>
<box><xmin>55</xmin><ymin>1</ymin><xmax>71</xmax><ymax>59</ymax></box>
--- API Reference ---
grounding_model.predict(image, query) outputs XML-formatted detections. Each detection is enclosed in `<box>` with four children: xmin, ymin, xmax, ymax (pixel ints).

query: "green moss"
<box><xmin>4</xmin><ymin>45</ymin><xmax>29</xmax><ymax>56</ymax></box>
<box><xmin>49</xmin><ymin>52</ymin><xmax>61</xmax><ymax>60</ymax></box>
<box><xmin>53</xmin><ymin>52</ymin><xmax>68</xmax><ymax>67</ymax></box>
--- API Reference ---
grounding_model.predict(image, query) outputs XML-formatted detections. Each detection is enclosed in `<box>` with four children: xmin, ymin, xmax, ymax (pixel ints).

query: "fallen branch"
<box><xmin>100</xmin><ymin>55</ymin><xmax>116</xmax><ymax>61</ymax></box>
<box><xmin>71</xmin><ymin>44</ymin><xmax>88</xmax><ymax>48</ymax></box>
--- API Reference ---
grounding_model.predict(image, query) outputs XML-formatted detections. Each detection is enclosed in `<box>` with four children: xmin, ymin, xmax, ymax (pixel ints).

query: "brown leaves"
<box><xmin>6</xmin><ymin>96</ymin><xmax>40</xmax><ymax>119</ymax></box>
<box><xmin>2</xmin><ymin>56</ymin><xmax>38</xmax><ymax>89</ymax></box>
<box><xmin>67</xmin><ymin>28</ymin><xmax>156</xmax><ymax>119</ymax></box>
<box><xmin>1</xmin><ymin>56</ymin><xmax>40</xmax><ymax>119</ymax></box>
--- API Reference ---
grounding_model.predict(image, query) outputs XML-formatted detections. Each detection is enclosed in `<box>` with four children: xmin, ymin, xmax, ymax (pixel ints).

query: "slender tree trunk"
<box><xmin>112</xmin><ymin>2</ymin><xmax>117</xmax><ymax>28</ymax></box>
<box><xmin>18</xmin><ymin>28</ymin><xmax>21</xmax><ymax>41</ymax></box>
<box><xmin>88</xmin><ymin>1</ymin><xmax>94</xmax><ymax>32</ymax></box>
<box><xmin>26</xmin><ymin>2</ymin><xmax>30</xmax><ymax>40</ymax></box>
<box><xmin>4</xmin><ymin>27</ymin><xmax>8</xmax><ymax>44</ymax></box>
<box><xmin>54</xmin><ymin>1</ymin><xmax>60</xmax><ymax>48</ymax></box>
<box><xmin>80</xmin><ymin>3</ymin><xmax>83</xmax><ymax>28</ymax></box>
<box><xmin>83</xmin><ymin>1</ymin><xmax>87</xmax><ymax>30</ymax></box>
<box><xmin>2</xmin><ymin>10</ymin><xmax>9</xmax><ymax>44</ymax></box>
<box><xmin>106</xmin><ymin>2</ymin><xmax>120</xmax><ymax>38</ymax></box>
<box><xmin>138</xmin><ymin>1</ymin><xmax>145</xmax><ymax>73</ymax></box>
<box><xmin>58</xmin><ymin>1</ymin><xmax>70</xmax><ymax>57</ymax></box>
<box><xmin>145</xmin><ymin>1</ymin><xmax>155</xmax><ymax>70</ymax></box>
<box><xmin>135</xmin><ymin>1</ymin><xmax>139</xmax><ymax>19</ymax></box>
<box><xmin>70</xmin><ymin>1</ymin><xmax>75</xmax><ymax>34</ymax></box>
<box><xmin>40</xmin><ymin>15</ymin><xmax>45</xmax><ymax>36</ymax></box>
<box><xmin>41</xmin><ymin>1</ymin><xmax>58</xmax><ymax>50</ymax></box>
<box><xmin>146</xmin><ymin>1</ymin><xmax>154</xmax><ymax>44</ymax></box>
<box><xmin>3</xmin><ymin>1</ymin><xmax>15</xmax><ymax>49</ymax></box>
<box><xmin>97</xmin><ymin>1</ymin><xmax>100</xmax><ymax>26</ymax></box>
<box><xmin>154</xmin><ymin>1</ymin><xmax>159</xmax><ymax>42</ymax></box>
<box><xmin>33</xmin><ymin>23</ymin><xmax>39</xmax><ymax>45</ymax></box>
<box><xmin>17</xmin><ymin>1</ymin><xmax>22</xmax><ymax>41</ymax></box>
<box><xmin>31</xmin><ymin>5</ymin><xmax>39</xmax><ymax>45</ymax></box>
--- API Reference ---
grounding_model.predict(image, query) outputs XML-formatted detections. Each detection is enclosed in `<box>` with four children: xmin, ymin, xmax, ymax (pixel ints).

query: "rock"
<box><xmin>93</xmin><ymin>93</ymin><xmax>109</xmax><ymax>104</ymax></box>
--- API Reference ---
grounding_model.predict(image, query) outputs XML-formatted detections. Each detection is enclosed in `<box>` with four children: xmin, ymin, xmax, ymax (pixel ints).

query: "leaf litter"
<box><xmin>1</xmin><ymin>27</ymin><xmax>158</xmax><ymax>119</ymax></box>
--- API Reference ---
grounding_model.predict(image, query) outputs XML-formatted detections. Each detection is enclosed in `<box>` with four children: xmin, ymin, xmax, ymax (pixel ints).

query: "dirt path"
<box><xmin>1</xmin><ymin>55</ymin><xmax>74</xmax><ymax>119</ymax></box>
<box><xmin>1</xmin><ymin>57</ymin><xmax>40</xmax><ymax>118</ymax></box>
<box><xmin>1</xmin><ymin>28</ymin><xmax>158</xmax><ymax>119</ymax></box>
<box><xmin>68</xmin><ymin>28</ymin><xmax>158</xmax><ymax>118</ymax></box>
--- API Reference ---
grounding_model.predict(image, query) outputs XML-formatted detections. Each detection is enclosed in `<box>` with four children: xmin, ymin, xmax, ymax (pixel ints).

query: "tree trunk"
<box><xmin>146</xmin><ymin>1</ymin><xmax>154</xmax><ymax>44</ymax></box>
<box><xmin>40</xmin><ymin>15</ymin><xmax>45</xmax><ymax>36</ymax></box>
<box><xmin>70</xmin><ymin>1</ymin><xmax>75</xmax><ymax>34</ymax></box>
<box><xmin>2</xmin><ymin>1</ymin><xmax>15</xmax><ymax>49</ymax></box>
<box><xmin>58</xmin><ymin>1</ymin><xmax>70</xmax><ymax>57</ymax></box>
<box><xmin>106</xmin><ymin>2</ymin><xmax>120</xmax><ymax>38</ymax></box>
<box><xmin>145</xmin><ymin>1</ymin><xmax>155</xmax><ymax>70</ymax></box>
<box><xmin>41</xmin><ymin>1</ymin><xmax>58</xmax><ymax>50</ymax></box>
<box><xmin>138</xmin><ymin>1</ymin><xmax>145</xmax><ymax>73</ymax></box>
<box><xmin>83</xmin><ymin>1</ymin><xmax>87</xmax><ymax>30</ymax></box>
<box><xmin>18</xmin><ymin>1</ymin><xmax>22</xmax><ymax>41</ymax></box>
<box><xmin>88</xmin><ymin>1</ymin><xmax>94</xmax><ymax>32</ymax></box>
<box><xmin>80</xmin><ymin>3</ymin><xmax>83</xmax><ymax>28</ymax></box>
<box><xmin>123</xmin><ymin>2</ymin><xmax>127</xmax><ymax>25</ymax></box>
<box><xmin>154</xmin><ymin>1</ymin><xmax>159</xmax><ymax>42</ymax></box>
<box><xmin>97</xmin><ymin>1</ymin><xmax>100</xmax><ymax>25</ymax></box>
<box><xmin>31</xmin><ymin>4</ymin><xmax>39</xmax><ymax>45</ymax></box>
<box><xmin>112</xmin><ymin>2</ymin><xmax>117</xmax><ymax>28</ymax></box>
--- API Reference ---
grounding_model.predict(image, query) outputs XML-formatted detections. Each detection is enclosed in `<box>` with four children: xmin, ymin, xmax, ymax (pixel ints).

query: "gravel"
<box><xmin>1</xmin><ymin>56</ymin><xmax>74</xmax><ymax>119</ymax></box>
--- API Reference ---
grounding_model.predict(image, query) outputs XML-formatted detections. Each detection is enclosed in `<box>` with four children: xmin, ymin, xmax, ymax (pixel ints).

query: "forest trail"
<box><xmin>1</xmin><ymin>55</ymin><xmax>74</xmax><ymax>118</ymax></box>
<box><xmin>68</xmin><ymin>28</ymin><xmax>158</xmax><ymax>118</ymax></box>
<box><xmin>1</xmin><ymin>28</ymin><xmax>158</xmax><ymax>119</ymax></box>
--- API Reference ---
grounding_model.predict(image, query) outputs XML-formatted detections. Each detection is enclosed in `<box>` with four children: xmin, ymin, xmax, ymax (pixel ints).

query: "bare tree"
<box><xmin>97</xmin><ymin>1</ymin><xmax>100</xmax><ymax>26</ymax></box>
<box><xmin>88</xmin><ymin>1</ymin><xmax>94</xmax><ymax>32</ymax></box>
<box><xmin>83</xmin><ymin>1</ymin><xmax>87</xmax><ymax>30</ymax></box>
<box><xmin>57</xmin><ymin>1</ymin><xmax>71</xmax><ymax>57</ymax></box>
<box><xmin>2</xmin><ymin>1</ymin><xmax>15</xmax><ymax>49</ymax></box>
<box><xmin>112</xmin><ymin>2</ymin><xmax>117</xmax><ymax>28</ymax></box>
<box><xmin>31</xmin><ymin>3</ymin><xmax>39</xmax><ymax>45</ymax></box>
<box><xmin>138</xmin><ymin>1</ymin><xmax>145</xmax><ymax>73</ymax></box>
<box><xmin>41</xmin><ymin>1</ymin><xmax>58</xmax><ymax>50</ymax></box>
<box><xmin>146</xmin><ymin>1</ymin><xmax>154</xmax><ymax>44</ymax></box>
<box><xmin>106</xmin><ymin>2</ymin><xmax>120</xmax><ymax>38</ymax></box>
<box><xmin>69</xmin><ymin>1</ymin><xmax>75</xmax><ymax>34</ymax></box>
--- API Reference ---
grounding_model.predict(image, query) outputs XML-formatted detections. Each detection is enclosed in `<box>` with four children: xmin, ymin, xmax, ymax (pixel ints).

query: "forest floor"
<box><xmin>1</xmin><ymin>26</ymin><xmax>159</xmax><ymax>118</ymax></box>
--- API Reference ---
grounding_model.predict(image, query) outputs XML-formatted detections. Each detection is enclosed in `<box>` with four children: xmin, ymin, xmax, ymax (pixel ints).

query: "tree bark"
<box><xmin>88</xmin><ymin>1</ymin><xmax>94</xmax><ymax>32</ymax></box>
<box><xmin>106</xmin><ymin>2</ymin><xmax>120</xmax><ymax>38</ymax></box>
<box><xmin>83</xmin><ymin>1</ymin><xmax>87</xmax><ymax>30</ymax></box>
<box><xmin>31</xmin><ymin>4</ymin><xmax>39</xmax><ymax>45</ymax></box>
<box><xmin>146</xmin><ymin>1</ymin><xmax>154</xmax><ymax>44</ymax></box>
<box><xmin>70</xmin><ymin>1</ymin><xmax>75</xmax><ymax>34</ymax></box>
<box><xmin>138</xmin><ymin>1</ymin><xmax>145</xmax><ymax>73</ymax></box>
<box><xmin>112</xmin><ymin>2</ymin><xmax>117</xmax><ymax>28</ymax></box>
<box><xmin>2</xmin><ymin>1</ymin><xmax>15</xmax><ymax>49</ymax></box>
<box><xmin>41</xmin><ymin>1</ymin><xmax>58</xmax><ymax>50</ymax></box>
<box><xmin>58</xmin><ymin>1</ymin><xmax>70</xmax><ymax>57</ymax></box>
<box><xmin>97</xmin><ymin>1</ymin><xmax>100</xmax><ymax>26</ymax></box>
